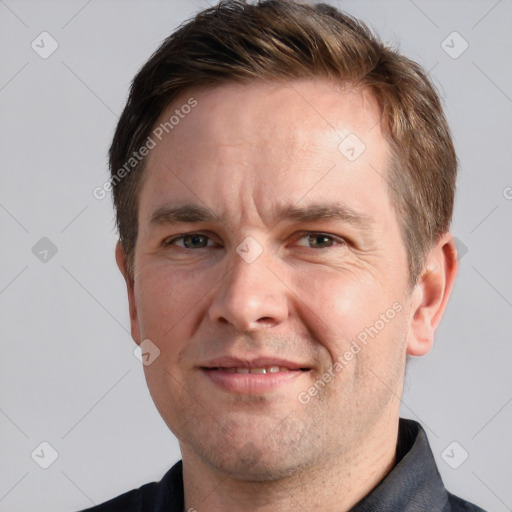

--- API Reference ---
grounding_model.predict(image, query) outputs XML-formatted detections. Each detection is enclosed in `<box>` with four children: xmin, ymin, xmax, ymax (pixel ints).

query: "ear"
<box><xmin>406</xmin><ymin>232</ymin><xmax>459</xmax><ymax>357</ymax></box>
<box><xmin>115</xmin><ymin>241</ymin><xmax>142</xmax><ymax>345</ymax></box>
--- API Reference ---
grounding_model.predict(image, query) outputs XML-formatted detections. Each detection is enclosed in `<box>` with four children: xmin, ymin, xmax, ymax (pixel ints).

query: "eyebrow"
<box><xmin>273</xmin><ymin>203</ymin><xmax>374</xmax><ymax>230</ymax></box>
<box><xmin>149</xmin><ymin>205</ymin><xmax>222</xmax><ymax>226</ymax></box>
<box><xmin>147</xmin><ymin>202</ymin><xmax>374</xmax><ymax>231</ymax></box>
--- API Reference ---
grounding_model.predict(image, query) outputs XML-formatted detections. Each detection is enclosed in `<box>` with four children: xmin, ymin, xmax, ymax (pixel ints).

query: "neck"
<box><xmin>181</xmin><ymin>412</ymin><xmax>399</xmax><ymax>512</ymax></box>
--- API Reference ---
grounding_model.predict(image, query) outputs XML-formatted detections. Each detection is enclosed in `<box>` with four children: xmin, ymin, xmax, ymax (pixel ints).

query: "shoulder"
<box><xmin>448</xmin><ymin>492</ymin><xmax>487</xmax><ymax>512</ymax></box>
<box><xmin>76</xmin><ymin>486</ymin><xmax>143</xmax><ymax>511</ymax></box>
<box><xmin>75</xmin><ymin>461</ymin><xmax>183</xmax><ymax>512</ymax></box>
<box><xmin>77</xmin><ymin>481</ymin><xmax>159</xmax><ymax>512</ymax></box>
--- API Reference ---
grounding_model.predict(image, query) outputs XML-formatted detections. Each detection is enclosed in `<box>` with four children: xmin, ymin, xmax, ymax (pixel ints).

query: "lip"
<box><xmin>201</xmin><ymin>367</ymin><xmax>308</xmax><ymax>394</ymax></box>
<box><xmin>201</xmin><ymin>356</ymin><xmax>310</xmax><ymax>370</ymax></box>
<box><xmin>200</xmin><ymin>356</ymin><xmax>311</xmax><ymax>394</ymax></box>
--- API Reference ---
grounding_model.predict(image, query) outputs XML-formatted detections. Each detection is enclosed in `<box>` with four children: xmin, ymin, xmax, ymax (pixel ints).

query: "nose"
<box><xmin>208</xmin><ymin>247</ymin><xmax>289</xmax><ymax>332</ymax></box>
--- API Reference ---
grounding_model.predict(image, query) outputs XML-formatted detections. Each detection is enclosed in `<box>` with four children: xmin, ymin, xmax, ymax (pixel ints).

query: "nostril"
<box><xmin>257</xmin><ymin>316</ymin><xmax>275</xmax><ymax>325</ymax></box>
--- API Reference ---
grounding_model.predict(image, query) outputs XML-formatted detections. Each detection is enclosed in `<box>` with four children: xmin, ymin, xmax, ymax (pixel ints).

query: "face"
<box><xmin>122</xmin><ymin>79</ymin><xmax>418</xmax><ymax>480</ymax></box>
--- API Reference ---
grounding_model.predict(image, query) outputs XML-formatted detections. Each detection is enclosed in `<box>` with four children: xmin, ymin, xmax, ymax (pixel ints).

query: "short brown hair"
<box><xmin>109</xmin><ymin>0</ymin><xmax>457</xmax><ymax>285</ymax></box>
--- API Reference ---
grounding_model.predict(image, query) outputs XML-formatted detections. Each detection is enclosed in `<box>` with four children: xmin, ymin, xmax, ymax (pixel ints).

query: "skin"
<box><xmin>116</xmin><ymin>78</ymin><xmax>458</xmax><ymax>511</ymax></box>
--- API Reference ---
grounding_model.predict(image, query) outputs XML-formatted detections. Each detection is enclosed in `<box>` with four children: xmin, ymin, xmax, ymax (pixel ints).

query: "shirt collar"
<box><xmin>154</xmin><ymin>418</ymin><xmax>450</xmax><ymax>512</ymax></box>
<box><xmin>351</xmin><ymin>418</ymin><xmax>450</xmax><ymax>511</ymax></box>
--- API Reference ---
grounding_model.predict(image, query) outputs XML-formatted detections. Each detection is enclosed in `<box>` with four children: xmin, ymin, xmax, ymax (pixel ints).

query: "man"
<box><xmin>80</xmin><ymin>1</ymin><xmax>486</xmax><ymax>510</ymax></box>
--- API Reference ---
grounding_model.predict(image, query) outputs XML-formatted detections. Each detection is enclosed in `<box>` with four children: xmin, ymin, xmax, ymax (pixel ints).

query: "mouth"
<box><xmin>200</xmin><ymin>363</ymin><xmax>311</xmax><ymax>394</ymax></box>
<box><xmin>203</xmin><ymin>366</ymin><xmax>310</xmax><ymax>374</ymax></box>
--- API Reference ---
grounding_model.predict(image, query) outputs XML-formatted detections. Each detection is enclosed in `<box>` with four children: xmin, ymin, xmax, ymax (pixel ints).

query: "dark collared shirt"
<box><xmin>78</xmin><ymin>418</ymin><xmax>486</xmax><ymax>512</ymax></box>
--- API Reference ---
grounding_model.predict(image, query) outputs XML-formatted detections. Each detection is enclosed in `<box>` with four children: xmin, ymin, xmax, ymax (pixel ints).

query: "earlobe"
<box><xmin>115</xmin><ymin>242</ymin><xmax>142</xmax><ymax>345</ymax></box>
<box><xmin>406</xmin><ymin>233</ymin><xmax>459</xmax><ymax>357</ymax></box>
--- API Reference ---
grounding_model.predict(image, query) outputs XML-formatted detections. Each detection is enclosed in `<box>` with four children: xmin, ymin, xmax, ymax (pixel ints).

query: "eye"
<box><xmin>295</xmin><ymin>232</ymin><xmax>346</xmax><ymax>249</ymax></box>
<box><xmin>165</xmin><ymin>233</ymin><xmax>214</xmax><ymax>249</ymax></box>
<box><xmin>164</xmin><ymin>232</ymin><xmax>346</xmax><ymax>250</ymax></box>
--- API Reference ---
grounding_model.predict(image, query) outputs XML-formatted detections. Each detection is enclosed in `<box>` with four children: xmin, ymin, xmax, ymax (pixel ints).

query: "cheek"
<box><xmin>135</xmin><ymin>268</ymin><xmax>207</xmax><ymax>436</ymax></box>
<box><xmin>134</xmin><ymin>267</ymin><xmax>206</xmax><ymax>341</ymax></box>
<box><xmin>292</xmin><ymin>265</ymin><xmax>407</xmax><ymax>372</ymax></box>
<box><xmin>293</xmin><ymin>267</ymin><xmax>383</xmax><ymax>338</ymax></box>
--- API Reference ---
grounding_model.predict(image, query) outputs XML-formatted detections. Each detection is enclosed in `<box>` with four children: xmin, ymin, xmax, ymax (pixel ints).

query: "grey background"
<box><xmin>1</xmin><ymin>0</ymin><xmax>511</xmax><ymax>511</ymax></box>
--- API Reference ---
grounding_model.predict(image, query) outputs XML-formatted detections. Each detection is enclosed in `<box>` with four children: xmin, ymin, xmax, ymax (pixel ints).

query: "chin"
<box><xmin>194</xmin><ymin>428</ymin><xmax>320</xmax><ymax>483</ymax></box>
<box><xmin>208</xmin><ymin>449</ymin><xmax>308</xmax><ymax>482</ymax></box>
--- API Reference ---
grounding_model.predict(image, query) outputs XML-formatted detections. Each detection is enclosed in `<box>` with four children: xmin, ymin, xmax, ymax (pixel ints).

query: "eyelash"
<box><xmin>164</xmin><ymin>232</ymin><xmax>347</xmax><ymax>250</ymax></box>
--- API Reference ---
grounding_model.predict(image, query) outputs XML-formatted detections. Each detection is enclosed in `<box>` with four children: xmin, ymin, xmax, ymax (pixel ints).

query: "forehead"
<box><xmin>155</xmin><ymin>78</ymin><xmax>384</xmax><ymax>152</ymax></box>
<box><xmin>139</xmin><ymin>78</ymin><xmax>391</xmax><ymax>227</ymax></box>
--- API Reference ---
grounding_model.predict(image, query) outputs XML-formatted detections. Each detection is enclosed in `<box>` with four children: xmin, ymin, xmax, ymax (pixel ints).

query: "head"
<box><xmin>112</xmin><ymin>0</ymin><xmax>458</xmax><ymax>481</ymax></box>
